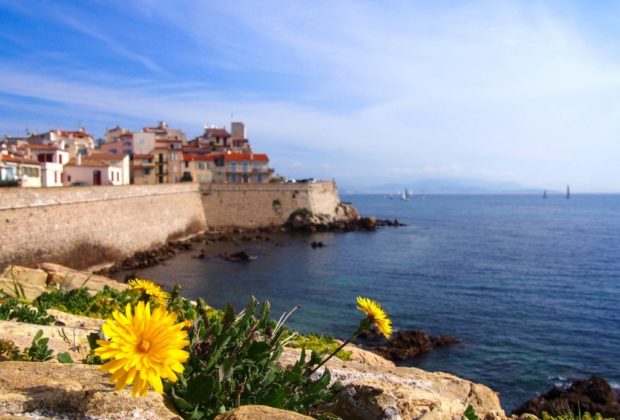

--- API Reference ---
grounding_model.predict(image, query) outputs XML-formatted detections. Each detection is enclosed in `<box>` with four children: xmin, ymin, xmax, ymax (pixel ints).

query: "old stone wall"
<box><xmin>200</xmin><ymin>181</ymin><xmax>341</xmax><ymax>228</ymax></box>
<box><xmin>0</xmin><ymin>181</ymin><xmax>343</xmax><ymax>269</ymax></box>
<box><xmin>0</xmin><ymin>184</ymin><xmax>206</xmax><ymax>270</ymax></box>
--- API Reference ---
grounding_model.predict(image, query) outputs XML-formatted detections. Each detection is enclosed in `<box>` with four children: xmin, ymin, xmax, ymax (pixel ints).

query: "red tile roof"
<box><xmin>89</xmin><ymin>153</ymin><xmax>126</xmax><ymax>161</ymax></box>
<box><xmin>65</xmin><ymin>158</ymin><xmax>110</xmax><ymax>168</ymax></box>
<box><xmin>224</xmin><ymin>153</ymin><xmax>269</xmax><ymax>162</ymax></box>
<box><xmin>1</xmin><ymin>155</ymin><xmax>40</xmax><ymax>165</ymax></box>
<box><xmin>155</xmin><ymin>138</ymin><xmax>183</xmax><ymax>143</ymax></box>
<box><xmin>183</xmin><ymin>154</ymin><xmax>216</xmax><ymax>161</ymax></box>
<box><xmin>133</xmin><ymin>153</ymin><xmax>154</xmax><ymax>159</ymax></box>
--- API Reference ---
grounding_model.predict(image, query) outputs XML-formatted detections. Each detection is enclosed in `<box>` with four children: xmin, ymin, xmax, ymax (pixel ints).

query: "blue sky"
<box><xmin>1</xmin><ymin>1</ymin><xmax>619</xmax><ymax>191</ymax></box>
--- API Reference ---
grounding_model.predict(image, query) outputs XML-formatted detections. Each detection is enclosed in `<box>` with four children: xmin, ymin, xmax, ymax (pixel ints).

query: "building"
<box><xmin>88</xmin><ymin>152</ymin><xmax>130</xmax><ymax>185</ymax></box>
<box><xmin>27</xmin><ymin>144</ymin><xmax>69</xmax><ymax>187</ymax></box>
<box><xmin>132</xmin><ymin>154</ymin><xmax>156</xmax><ymax>185</ymax></box>
<box><xmin>153</xmin><ymin>139</ymin><xmax>183</xmax><ymax>183</ymax></box>
<box><xmin>182</xmin><ymin>154</ymin><xmax>214</xmax><ymax>184</ymax></box>
<box><xmin>62</xmin><ymin>154</ymin><xmax>127</xmax><ymax>186</ymax></box>
<box><xmin>210</xmin><ymin>153</ymin><xmax>273</xmax><ymax>184</ymax></box>
<box><xmin>99</xmin><ymin>132</ymin><xmax>134</xmax><ymax>156</ymax></box>
<box><xmin>27</xmin><ymin>129</ymin><xmax>95</xmax><ymax>158</ymax></box>
<box><xmin>0</xmin><ymin>155</ymin><xmax>41</xmax><ymax>187</ymax></box>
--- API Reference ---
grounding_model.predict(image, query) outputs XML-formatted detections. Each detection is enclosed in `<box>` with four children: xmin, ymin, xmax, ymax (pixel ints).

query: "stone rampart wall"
<box><xmin>200</xmin><ymin>181</ymin><xmax>341</xmax><ymax>228</ymax></box>
<box><xmin>0</xmin><ymin>181</ymin><xmax>342</xmax><ymax>269</ymax></box>
<box><xmin>0</xmin><ymin>184</ymin><xmax>206</xmax><ymax>270</ymax></box>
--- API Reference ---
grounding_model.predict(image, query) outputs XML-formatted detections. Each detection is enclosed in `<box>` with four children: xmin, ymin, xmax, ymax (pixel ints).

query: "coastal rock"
<box><xmin>219</xmin><ymin>251</ymin><xmax>253</xmax><ymax>262</ymax></box>
<box><xmin>0</xmin><ymin>361</ymin><xmax>181</xmax><ymax>419</ymax></box>
<box><xmin>41</xmin><ymin>262</ymin><xmax>127</xmax><ymax>293</ymax></box>
<box><xmin>0</xmin><ymin>318</ymin><xmax>100</xmax><ymax>362</ymax></box>
<box><xmin>0</xmin><ymin>266</ymin><xmax>48</xmax><ymax>300</ymax></box>
<box><xmin>512</xmin><ymin>375</ymin><xmax>620</xmax><ymax>418</ymax></box>
<box><xmin>279</xmin><ymin>348</ymin><xmax>506</xmax><ymax>419</ymax></box>
<box><xmin>340</xmin><ymin>342</ymin><xmax>396</xmax><ymax>368</ymax></box>
<box><xmin>358</xmin><ymin>329</ymin><xmax>460</xmax><ymax>361</ymax></box>
<box><xmin>214</xmin><ymin>405</ymin><xmax>313</xmax><ymax>419</ymax></box>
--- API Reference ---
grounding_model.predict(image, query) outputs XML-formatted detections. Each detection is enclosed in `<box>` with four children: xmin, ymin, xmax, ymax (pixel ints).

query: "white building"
<box><xmin>27</xmin><ymin>144</ymin><xmax>69</xmax><ymax>187</ymax></box>
<box><xmin>62</xmin><ymin>154</ymin><xmax>127</xmax><ymax>186</ymax></box>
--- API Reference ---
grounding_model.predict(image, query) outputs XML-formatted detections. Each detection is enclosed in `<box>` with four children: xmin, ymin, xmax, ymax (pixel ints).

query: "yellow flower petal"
<box><xmin>357</xmin><ymin>296</ymin><xmax>393</xmax><ymax>339</ymax></box>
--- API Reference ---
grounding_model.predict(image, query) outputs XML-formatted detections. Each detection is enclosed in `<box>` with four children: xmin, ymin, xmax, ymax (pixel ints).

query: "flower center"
<box><xmin>138</xmin><ymin>339</ymin><xmax>151</xmax><ymax>353</ymax></box>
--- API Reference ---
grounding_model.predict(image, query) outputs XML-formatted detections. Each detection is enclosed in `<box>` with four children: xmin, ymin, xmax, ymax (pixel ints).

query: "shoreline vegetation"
<box><xmin>1</xmin><ymin>263</ymin><xmax>619</xmax><ymax>418</ymax></box>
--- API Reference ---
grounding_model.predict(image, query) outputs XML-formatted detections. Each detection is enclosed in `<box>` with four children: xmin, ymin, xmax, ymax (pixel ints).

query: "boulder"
<box><xmin>0</xmin><ymin>361</ymin><xmax>180</xmax><ymax>419</ymax></box>
<box><xmin>512</xmin><ymin>375</ymin><xmax>620</xmax><ymax>418</ymax></box>
<box><xmin>0</xmin><ymin>266</ymin><xmax>49</xmax><ymax>300</ymax></box>
<box><xmin>40</xmin><ymin>263</ymin><xmax>127</xmax><ymax>293</ymax></box>
<box><xmin>279</xmin><ymin>348</ymin><xmax>506</xmax><ymax>419</ymax></box>
<box><xmin>358</xmin><ymin>329</ymin><xmax>460</xmax><ymax>362</ymax></box>
<box><xmin>214</xmin><ymin>405</ymin><xmax>313</xmax><ymax>419</ymax></box>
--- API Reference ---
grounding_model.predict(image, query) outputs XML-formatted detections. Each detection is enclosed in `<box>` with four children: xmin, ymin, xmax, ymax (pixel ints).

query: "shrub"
<box><xmin>0</xmin><ymin>298</ymin><xmax>55</xmax><ymax>325</ymax></box>
<box><xmin>36</xmin><ymin>286</ymin><xmax>139</xmax><ymax>319</ymax></box>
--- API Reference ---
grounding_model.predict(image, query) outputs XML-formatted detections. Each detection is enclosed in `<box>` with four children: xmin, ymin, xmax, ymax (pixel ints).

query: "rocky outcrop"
<box><xmin>41</xmin><ymin>263</ymin><xmax>127</xmax><ymax>293</ymax></box>
<box><xmin>512</xmin><ymin>376</ymin><xmax>620</xmax><ymax>418</ymax></box>
<box><xmin>0</xmin><ymin>266</ymin><xmax>48</xmax><ymax>300</ymax></box>
<box><xmin>0</xmin><ymin>361</ymin><xmax>181</xmax><ymax>419</ymax></box>
<box><xmin>285</xmin><ymin>210</ymin><xmax>378</xmax><ymax>233</ymax></box>
<box><xmin>214</xmin><ymin>405</ymin><xmax>313</xmax><ymax>419</ymax></box>
<box><xmin>358</xmin><ymin>329</ymin><xmax>460</xmax><ymax>362</ymax></box>
<box><xmin>279</xmin><ymin>348</ymin><xmax>506</xmax><ymax>419</ymax></box>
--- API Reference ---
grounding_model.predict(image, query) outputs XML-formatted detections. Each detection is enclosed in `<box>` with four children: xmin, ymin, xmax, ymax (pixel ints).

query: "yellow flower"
<box><xmin>356</xmin><ymin>296</ymin><xmax>392</xmax><ymax>339</ymax></box>
<box><xmin>128</xmin><ymin>279</ymin><xmax>169</xmax><ymax>306</ymax></box>
<box><xmin>95</xmin><ymin>301</ymin><xmax>189</xmax><ymax>396</ymax></box>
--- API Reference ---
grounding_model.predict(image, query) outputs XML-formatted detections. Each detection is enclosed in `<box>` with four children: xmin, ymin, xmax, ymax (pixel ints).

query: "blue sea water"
<box><xmin>130</xmin><ymin>194</ymin><xmax>620</xmax><ymax>411</ymax></box>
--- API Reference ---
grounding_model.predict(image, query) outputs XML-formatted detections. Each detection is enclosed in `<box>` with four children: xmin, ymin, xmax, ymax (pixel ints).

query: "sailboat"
<box><xmin>400</xmin><ymin>191</ymin><xmax>409</xmax><ymax>201</ymax></box>
<box><xmin>405</xmin><ymin>188</ymin><xmax>413</xmax><ymax>199</ymax></box>
<box><xmin>566</xmin><ymin>185</ymin><xmax>570</xmax><ymax>199</ymax></box>
<box><xmin>543</xmin><ymin>190</ymin><xmax>547</xmax><ymax>199</ymax></box>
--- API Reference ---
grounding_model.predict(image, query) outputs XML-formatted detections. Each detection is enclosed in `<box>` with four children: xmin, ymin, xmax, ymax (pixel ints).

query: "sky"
<box><xmin>0</xmin><ymin>1</ymin><xmax>619</xmax><ymax>192</ymax></box>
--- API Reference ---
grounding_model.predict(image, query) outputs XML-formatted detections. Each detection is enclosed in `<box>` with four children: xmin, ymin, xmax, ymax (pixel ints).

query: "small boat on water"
<box><xmin>404</xmin><ymin>188</ymin><xmax>413</xmax><ymax>199</ymax></box>
<box><xmin>566</xmin><ymin>185</ymin><xmax>570</xmax><ymax>199</ymax></box>
<box><xmin>400</xmin><ymin>191</ymin><xmax>409</xmax><ymax>201</ymax></box>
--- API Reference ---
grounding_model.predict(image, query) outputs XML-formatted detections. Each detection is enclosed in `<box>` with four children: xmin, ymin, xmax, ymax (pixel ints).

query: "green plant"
<box><xmin>22</xmin><ymin>329</ymin><xmax>54</xmax><ymax>361</ymax></box>
<box><xmin>0</xmin><ymin>298</ymin><xmax>55</xmax><ymax>325</ymax></box>
<box><xmin>57</xmin><ymin>352</ymin><xmax>73</xmax><ymax>363</ymax></box>
<box><xmin>541</xmin><ymin>411</ymin><xmax>612</xmax><ymax>420</ymax></box>
<box><xmin>463</xmin><ymin>404</ymin><xmax>479</xmax><ymax>420</ymax></box>
<box><xmin>36</xmin><ymin>286</ymin><xmax>139</xmax><ymax>319</ymax></box>
<box><xmin>0</xmin><ymin>338</ymin><xmax>22</xmax><ymax>360</ymax></box>
<box><xmin>168</xmin><ymin>297</ymin><xmax>337</xmax><ymax>419</ymax></box>
<box><xmin>288</xmin><ymin>334</ymin><xmax>352</xmax><ymax>361</ymax></box>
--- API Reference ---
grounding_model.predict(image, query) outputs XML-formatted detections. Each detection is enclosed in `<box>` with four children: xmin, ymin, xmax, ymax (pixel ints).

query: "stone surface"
<box><xmin>280</xmin><ymin>348</ymin><xmax>506</xmax><ymax>419</ymax></box>
<box><xmin>512</xmin><ymin>375</ymin><xmax>620</xmax><ymax>418</ymax></box>
<box><xmin>0</xmin><ymin>361</ymin><xmax>181</xmax><ymax>419</ymax></box>
<box><xmin>0</xmin><ymin>266</ymin><xmax>48</xmax><ymax>300</ymax></box>
<box><xmin>340</xmin><ymin>342</ymin><xmax>396</xmax><ymax>368</ymax></box>
<box><xmin>41</xmin><ymin>262</ymin><xmax>127</xmax><ymax>293</ymax></box>
<box><xmin>214</xmin><ymin>405</ymin><xmax>313</xmax><ymax>419</ymax></box>
<box><xmin>0</xmin><ymin>319</ymin><xmax>98</xmax><ymax>363</ymax></box>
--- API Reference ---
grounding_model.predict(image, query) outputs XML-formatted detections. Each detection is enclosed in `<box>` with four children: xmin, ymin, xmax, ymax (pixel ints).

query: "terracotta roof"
<box><xmin>59</xmin><ymin>130</ymin><xmax>93</xmax><ymax>137</ymax></box>
<box><xmin>28</xmin><ymin>144</ymin><xmax>59</xmax><ymax>151</ymax></box>
<box><xmin>155</xmin><ymin>139</ymin><xmax>183</xmax><ymax>143</ymax></box>
<box><xmin>65</xmin><ymin>158</ymin><xmax>110</xmax><ymax>168</ymax></box>
<box><xmin>133</xmin><ymin>154</ymin><xmax>153</xmax><ymax>159</ymax></box>
<box><xmin>1</xmin><ymin>155</ymin><xmax>40</xmax><ymax>165</ymax></box>
<box><xmin>224</xmin><ymin>153</ymin><xmax>269</xmax><ymax>162</ymax></box>
<box><xmin>133</xmin><ymin>163</ymin><xmax>154</xmax><ymax>169</ymax></box>
<box><xmin>89</xmin><ymin>153</ymin><xmax>126</xmax><ymax>161</ymax></box>
<box><xmin>183</xmin><ymin>154</ymin><xmax>216</xmax><ymax>161</ymax></box>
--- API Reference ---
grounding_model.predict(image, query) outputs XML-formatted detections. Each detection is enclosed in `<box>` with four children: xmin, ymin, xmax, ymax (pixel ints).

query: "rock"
<box><xmin>512</xmin><ymin>375</ymin><xmax>620</xmax><ymax>418</ymax></box>
<box><xmin>0</xmin><ymin>266</ymin><xmax>48</xmax><ymax>300</ymax></box>
<box><xmin>278</xmin><ymin>348</ymin><xmax>506</xmax><ymax>419</ymax></box>
<box><xmin>357</xmin><ymin>329</ymin><xmax>460</xmax><ymax>362</ymax></box>
<box><xmin>0</xmin><ymin>361</ymin><xmax>181</xmax><ymax>419</ymax></box>
<box><xmin>41</xmin><ymin>263</ymin><xmax>127</xmax><ymax>293</ymax></box>
<box><xmin>311</xmin><ymin>241</ymin><xmax>325</xmax><ymax>249</ymax></box>
<box><xmin>340</xmin><ymin>343</ymin><xmax>396</xmax><ymax>368</ymax></box>
<box><xmin>214</xmin><ymin>405</ymin><xmax>313</xmax><ymax>419</ymax></box>
<box><xmin>219</xmin><ymin>251</ymin><xmax>253</xmax><ymax>262</ymax></box>
<box><xmin>0</xmin><ymin>318</ymin><xmax>100</xmax><ymax>362</ymax></box>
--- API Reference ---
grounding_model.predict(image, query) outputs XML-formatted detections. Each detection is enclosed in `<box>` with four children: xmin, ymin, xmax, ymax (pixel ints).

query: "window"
<box><xmin>185</xmin><ymin>161</ymin><xmax>189</xmax><ymax>168</ymax></box>
<box><xmin>144</xmin><ymin>169</ymin><xmax>151</xmax><ymax>175</ymax></box>
<box><xmin>68</xmin><ymin>175</ymin><xmax>72</xmax><ymax>182</ymax></box>
<box><xmin>257</xmin><ymin>175</ymin><xmax>263</xmax><ymax>183</ymax></box>
<box><xmin>23</xmin><ymin>167</ymin><xmax>39</xmax><ymax>177</ymax></box>
<box><xmin>242</xmin><ymin>162</ymin><xmax>249</xmax><ymax>173</ymax></box>
<box><xmin>231</xmin><ymin>173</ymin><xmax>237</xmax><ymax>182</ymax></box>
<box><xmin>230</xmin><ymin>162</ymin><xmax>237</xmax><ymax>173</ymax></box>
<box><xmin>58</xmin><ymin>154</ymin><xmax>63</xmax><ymax>164</ymax></box>
<box><xmin>123</xmin><ymin>141</ymin><xmax>132</xmax><ymax>146</ymax></box>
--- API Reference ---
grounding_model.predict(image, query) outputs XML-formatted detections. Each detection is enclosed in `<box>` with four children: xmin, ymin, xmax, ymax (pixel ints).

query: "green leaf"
<box><xmin>463</xmin><ymin>404</ymin><xmax>479</xmax><ymax>420</ymax></box>
<box><xmin>57</xmin><ymin>352</ymin><xmax>73</xmax><ymax>363</ymax></box>
<box><xmin>33</xmin><ymin>329</ymin><xmax>43</xmax><ymax>342</ymax></box>
<box><xmin>185</xmin><ymin>374</ymin><xmax>215</xmax><ymax>403</ymax></box>
<box><xmin>170</xmin><ymin>388</ymin><xmax>194</xmax><ymax>411</ymax></box>
<box><xmin>247</xmin><ymin>341</ymin><xmax>271</xmax><ymax>360</ymax></box>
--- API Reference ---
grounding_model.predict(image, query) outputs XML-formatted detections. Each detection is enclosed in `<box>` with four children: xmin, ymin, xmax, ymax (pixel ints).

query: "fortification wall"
<box><xmin>0</xmin><ymin>181</ymin><xmax>343</xmax><ymax>269</ymax></box>
<box><xmin>0</xmin><ymin>184</ymin><xmax>206</xmax><ymax>270</ymax></box>
<box><xmin>199</xmin><ymin>181</ymin><xmax>341</xmax><ymax>228</ymax></box>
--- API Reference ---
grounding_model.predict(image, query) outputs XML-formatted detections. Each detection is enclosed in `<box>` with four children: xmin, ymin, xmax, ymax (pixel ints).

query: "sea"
<box><xmin>124</xmin><ymin>194</ymin><xmax>620</xmax><ymax>412</ymax></box>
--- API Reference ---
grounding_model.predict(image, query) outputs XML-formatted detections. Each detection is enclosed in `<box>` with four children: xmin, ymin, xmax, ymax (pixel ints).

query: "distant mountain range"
<box><xmin>340</xmin><ymin>178</ymin><xmax>548</xmax><ymax>195</ymax></box>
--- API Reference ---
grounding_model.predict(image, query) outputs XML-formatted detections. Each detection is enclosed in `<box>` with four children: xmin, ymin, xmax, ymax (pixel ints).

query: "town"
<box><xmin>0</xmin><ymin>121</ymin><xmax>276</xmax><ymax>187</ymax></box>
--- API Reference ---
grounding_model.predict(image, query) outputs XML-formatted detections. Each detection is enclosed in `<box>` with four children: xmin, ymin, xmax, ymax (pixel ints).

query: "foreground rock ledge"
<box><xmin>0</xmin><ymin>361</ymin><xmax>181</xmax><ymax>419</ymax></box>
